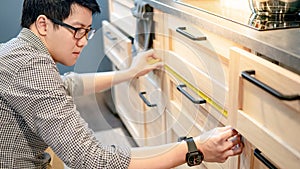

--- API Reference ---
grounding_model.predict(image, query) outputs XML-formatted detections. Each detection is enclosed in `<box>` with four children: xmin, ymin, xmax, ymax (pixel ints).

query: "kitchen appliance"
<box><xmin>249</xmin><ymin>0</ymin><xmax>300</xmax><ymax>29</ymax></box>
<box><xmin>174</xmin><ymin>0</ymin><xmax>300</xmax><ymax>31</ymax></box>
<box><xmin>249</xmin><ymin>0</ymin><xmax>300</xmax><ymax>14</ymax></box>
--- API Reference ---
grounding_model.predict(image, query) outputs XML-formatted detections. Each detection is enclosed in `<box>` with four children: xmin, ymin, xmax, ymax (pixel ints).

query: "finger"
<box><xmin>152</xmin><ymin>61</ymin><xmax>164</xmax><ymax>68</ymax></box>
<box><xmin>218</xmin><ymin>125</ymin><xmax>232</xmax><ymax>132</ymax></box>
<box><xmin>224</xmin><ymin>134</ymin><xmax>242</xmax><ymax>150</ymax></box>
<box><xmin>223</xmin><ymin>142</ymin><xmax>244</xmax><ymax>158</ymax></box>
<box><xmin>221</xmin><ymin>127</ymin><xmax>238</xmax><ymax>141</ymax></box>
<box><xmin>143</xmin><ymin>49</ymin><xmax>154</xmax><ymax>55</ymax></box>
<box><xmin>147</xmin><ymin>58</ymin><xmax>161</xmax><ymax>65</ymax></box>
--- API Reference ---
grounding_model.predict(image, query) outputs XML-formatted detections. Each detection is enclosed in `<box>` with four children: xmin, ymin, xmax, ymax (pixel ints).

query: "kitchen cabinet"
<box><xmin>105</xmin><ymin>0</ymin><xmax>167</xmax><ymax>147</ymax></box>
<box><xmin>104</xmin><ymin>0</ymin><xmax>145</xmax><ymax>145</ymax></box>
<box><xmin>109</xmin><ymin>0</ymin><xmax>136</xmax><ymax>36</ymax></box>
<box><xmin>139</xmin><ymin>70</ymin><xmax>167</xmax><ymax>146</ymax></box>
<box><xmin>228</xmin><ymin>47</ymin><xmax>300</xmax><ymax>169</ymax></box>
<box><xmin>164</xmin><ymin>51</ymin><xmax>226</xmax><ymax>169</ymax></box>
<box><xmin>113</xmin><ymin>77</ymin><xmax>146</xmax><ymax>146</ymax></box>
<box><xmin>163</xmin><ymin>14</ymin><xmax>239</xmax><ymax>124</ymax></box>
<box><xmin>102</xmin><ymin>20</ymin><xmax>132</xmax><ymax>69</ymax></box>
<box><xmin>105</xmin><ymin>0</ymin><xmax>300</xmax><ymax>168</ymax></box>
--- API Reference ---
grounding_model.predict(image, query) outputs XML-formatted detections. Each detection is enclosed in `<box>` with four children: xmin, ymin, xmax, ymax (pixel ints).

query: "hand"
<box><xmin>129</xmin><ymin>49</ymin><xmax>163</xmax><ymax>77</ymax></box>
<box><xmin>194</xmin><ymin>126</ymin><xmax>243</xmax><ymax>163</ymax></box>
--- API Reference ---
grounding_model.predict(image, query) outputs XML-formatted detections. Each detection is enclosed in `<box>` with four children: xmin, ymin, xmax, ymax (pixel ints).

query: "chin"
<box><xmin>66</xmin><ymin>62</ymin><xmax>76</xmax><ymax>66</ymax></box>
<box><xmin>59</xmin><ymin>60</ymin><xmax>76</xmax><ymax>67</ymax></box>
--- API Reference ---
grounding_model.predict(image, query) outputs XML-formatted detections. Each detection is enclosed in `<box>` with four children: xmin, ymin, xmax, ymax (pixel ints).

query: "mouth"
<box><xmin>72</xmin><ymin>52</ymin><xmax>81</xmax><ymax>57</ymax></box>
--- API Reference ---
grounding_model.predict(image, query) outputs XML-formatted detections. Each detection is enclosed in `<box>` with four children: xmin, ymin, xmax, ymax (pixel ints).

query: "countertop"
<box><xmin>144</xmin><ymin>0</ymin><xmax>300</xmax><ymax>74</ymax></box>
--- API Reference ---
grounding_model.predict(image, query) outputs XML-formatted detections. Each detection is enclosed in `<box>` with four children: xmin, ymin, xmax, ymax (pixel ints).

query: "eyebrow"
<box><xmin>72</xmin><ymin>21</ymin><xmax>92</xmax><ymax>28</ymax></box>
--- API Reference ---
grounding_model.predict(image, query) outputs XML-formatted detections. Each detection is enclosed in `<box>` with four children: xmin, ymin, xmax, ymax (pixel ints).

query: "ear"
<box><xmin>35</xmin><ymin>15</ymin><xmax>49</xmax><ymax>36</ymax></box>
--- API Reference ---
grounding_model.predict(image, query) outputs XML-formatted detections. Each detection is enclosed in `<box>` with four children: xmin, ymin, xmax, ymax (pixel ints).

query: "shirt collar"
<box><xmin>18</xmin><ymin>28</ymin><xmax>50</xmax><ymax>56</ymax></box>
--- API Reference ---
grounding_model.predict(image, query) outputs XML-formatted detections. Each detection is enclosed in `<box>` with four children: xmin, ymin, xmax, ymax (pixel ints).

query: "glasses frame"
<box><xmin>49</xmin><ymin>18</ymin><xmax>96</xmax><ymax>40</ymax></box>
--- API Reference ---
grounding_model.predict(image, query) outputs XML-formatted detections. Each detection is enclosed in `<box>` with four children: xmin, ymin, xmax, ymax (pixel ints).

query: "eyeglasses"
<box><xmin>49</xmin><ymin>18</ymin><xmax>96</xmax><ymax>40</ymax></box>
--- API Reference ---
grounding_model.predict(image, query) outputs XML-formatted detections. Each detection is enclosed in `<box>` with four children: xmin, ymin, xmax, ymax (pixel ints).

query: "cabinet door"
<box><xmin>229</xmin><ymin>47</ymin><xmax>300</xmax><ymax>169</ymax></box>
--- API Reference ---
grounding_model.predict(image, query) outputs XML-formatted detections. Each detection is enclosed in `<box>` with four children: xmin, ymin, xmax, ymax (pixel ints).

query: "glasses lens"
<box><xmin>74</xmin><ymin>28</ymin><xmax>95</xmax><ymax>40</ymax></box>
<box><xmin>75</xmin><ymin>29</ymin><xmax>87</xmax><ymax>39</ymax></box>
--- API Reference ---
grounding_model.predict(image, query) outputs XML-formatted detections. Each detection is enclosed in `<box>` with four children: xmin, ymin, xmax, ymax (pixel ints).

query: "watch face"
<box><xmin>186</xmin><ymin>151</ymin><xmax>203</xmax><ymax>166</ymax></box>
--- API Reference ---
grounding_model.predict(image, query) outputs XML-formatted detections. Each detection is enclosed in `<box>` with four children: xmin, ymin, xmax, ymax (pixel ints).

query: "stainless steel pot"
<box><xmin>249</xmin><ymin>0</ymin><xmax>300</xmax><ymax>14</ymax></box>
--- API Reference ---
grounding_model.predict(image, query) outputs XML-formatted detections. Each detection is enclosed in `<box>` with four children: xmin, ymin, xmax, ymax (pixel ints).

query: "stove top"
<box><xmin>174</xmin><ymin>0</ymin><xmax>300</xmax><ymax>31</ymax></box>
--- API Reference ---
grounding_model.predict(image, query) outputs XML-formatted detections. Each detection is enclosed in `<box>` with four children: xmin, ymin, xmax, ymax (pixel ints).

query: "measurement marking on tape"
<box><xmin>164</xmin><ymin>64</ymin><xmax>228</xmax><ymax>117</ymax></box>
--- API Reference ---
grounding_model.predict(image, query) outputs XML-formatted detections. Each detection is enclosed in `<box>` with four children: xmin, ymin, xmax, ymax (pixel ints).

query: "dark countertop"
<box><xmin>144</xmin><ymin>0</ymin><xmax>300</xmax><ymax>74</ymax></box>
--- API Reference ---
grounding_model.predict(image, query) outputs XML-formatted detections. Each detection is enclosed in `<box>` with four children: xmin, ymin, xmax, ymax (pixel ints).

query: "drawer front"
<box><xmin>113</xmin><ymin>76</ymin><xmax>145</xmax><ymax>146</ymax></box>
<box><xmin>166</xmin><ymin>103</ymin><xmax>203</xmax><ymax>142</ymax></box>
<box><xmin>109</xmin><ymin>0</ymin><xmax>136</xmax><ymax>36</ymax></box>
<box><xmin>229</xmin><ymin>47</ymin><xmax>300</xmax><ymax>169</ymax></box>
<box><xmin>102</xmin><ymin>20</ymin><xmax>132</xmax><ymax>70</ymax></box>
<box><xmin>165</xmin><ymin>51</ymin><xmax>228</xmax><ymax>123</ymax></box>
<box><xmin>166</xmin><ymin>105</ymin><xmax>227</xmax><ymax>169</ymax></box>
<box><xmin>165</xmin><ymin>35</ymin><xmax>229</xmax><ymax>110</ymax></box>
<box><xmin>139</xmin><ymin>75</ymin><xmax>166</xmax><ymax>146</ymax></box>
<box><xmin>165</xmin><ymin>66</ymin><xmax>223</xmax><ymax>139</ymax></box>
<box><xmin>239</xmin><ymin>139</ymin><xmax>279</xmax><ymax>169</ymax></box>
<box><xmin>165</xmin><ymin>14</ymin><xmax>231</xmax><ymax>101</ymax></box>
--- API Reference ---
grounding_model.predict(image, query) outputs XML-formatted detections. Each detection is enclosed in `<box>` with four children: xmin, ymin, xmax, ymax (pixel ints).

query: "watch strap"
<box><xmin>185</xmin><ymin>137</ymin><xmax>198</xmax><ymax>152</ymax></box>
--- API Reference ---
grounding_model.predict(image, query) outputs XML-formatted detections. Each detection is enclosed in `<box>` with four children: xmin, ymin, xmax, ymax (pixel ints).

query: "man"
<box><xmin>0</xmin><ymin>0</ymin><xmax>243</xmax><ymax>168</ymax></box>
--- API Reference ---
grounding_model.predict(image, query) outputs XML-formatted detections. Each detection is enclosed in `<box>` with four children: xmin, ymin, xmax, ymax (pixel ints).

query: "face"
<box><xmin>44</xmin><ymin>4</ymin><xmax>93</xmax><ymax>66</ymax></box>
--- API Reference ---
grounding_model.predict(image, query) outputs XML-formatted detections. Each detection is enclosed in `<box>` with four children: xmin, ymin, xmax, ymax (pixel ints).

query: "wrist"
<box><xmin>178</xmin><ymin>136</ymin><xmax>204</xmax><ymax>167</ymax></box>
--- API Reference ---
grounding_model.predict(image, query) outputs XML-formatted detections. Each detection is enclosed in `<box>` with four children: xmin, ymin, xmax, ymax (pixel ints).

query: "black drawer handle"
<box><xmin>176</xmin><ymin>27</ymin><xmax>207</xmax><ymax>41</ymax></box>
<box><xmin>254</xmin><ymin>149</ymin><xmax>278</xmax><ymax>169</ymax></box>
<box><xmin>177</xmin><ymin>84</ymin><xmax>206</xmax><ymax>104</ymax></box>
<box><xmin>241</xmin><ymin>70</ymin><xmax>300</xmax><ymax>101</ymax></box>
<box><xmin>105</xmin><ymin>31</ymin><xmax>117</xmax><ymax>41</ymax></box>
<box><xmin>139</xmin><ymin>91</ymin><xmax>157</xmax><ymax>107</ymax></box>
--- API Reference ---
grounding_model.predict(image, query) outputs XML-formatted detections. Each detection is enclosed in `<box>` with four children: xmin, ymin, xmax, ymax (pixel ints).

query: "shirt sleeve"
<box><xmin>8</xmin><ymin>56</ymin><xmax>131</xmax><ymax>168</ymax></box>
<box><xmin>61</xmin><ymin>72</ymin><xmax>84</xmax><ymax>97</ymax></box>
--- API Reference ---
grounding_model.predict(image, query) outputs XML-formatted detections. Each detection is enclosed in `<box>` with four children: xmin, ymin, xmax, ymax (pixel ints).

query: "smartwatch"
<box><xmin>179</xmin><ymin>136</ymin><xmax>204</xmax><ymax>167</ymax></box>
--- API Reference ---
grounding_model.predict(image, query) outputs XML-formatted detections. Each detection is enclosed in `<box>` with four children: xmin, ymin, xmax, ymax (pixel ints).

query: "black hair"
<box><xmin>21</xmin><ymin>0</ymin><xmax>101</xmax><ymax>28</ymax></box>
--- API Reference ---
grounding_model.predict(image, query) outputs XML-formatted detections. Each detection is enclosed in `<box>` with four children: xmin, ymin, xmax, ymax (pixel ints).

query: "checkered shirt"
<box><xmin>0</xmin><ymin>28</ymin><xmax>131</xmax><ymax>169</ymax></box>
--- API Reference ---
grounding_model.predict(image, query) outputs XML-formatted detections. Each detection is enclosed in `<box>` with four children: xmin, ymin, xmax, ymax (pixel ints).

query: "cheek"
<box><xmin>51</xmin><ymin>40</ymin><xmax>75</xmax><ymax>63</ymax></box>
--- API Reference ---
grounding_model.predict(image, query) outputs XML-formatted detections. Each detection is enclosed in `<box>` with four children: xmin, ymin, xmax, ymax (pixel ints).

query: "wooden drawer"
<box><xmin>165</xmin><ymin>14</ymin><xmax>233</xmax><ymax>109</ymax></box>
<box><xmin>166</xmin><ymin>102</ymin><xmax>228</xmax><ymax>169</ymax></box>
<box><xmin>113</xmin><ymin>75</ymin><xmax>145</xmax><ymax>146</ymax></box>
<box><xmin>164</xmin><ymin>51</ymin><xmax>228</xmax><ymax>124</ymax></box>
<box><xmin>109</xmin><ymin>0</ymin><xmax>136</xmax><ymax>36</ymax></box>
<box><xmin>165</xmin><ymin>63</ymin><xmax>224</xmax><ymax>139</ymax></box>
<box><xmin>166</xmin><ymin>109</ymin><xmax>207</xmax><ymax>169</ymax></box>
<box><xmin>139</xmin><ymin>74</ymin><xmax>166</xmax><ymax>146</ymax></box>
<box><xmin>239</xmin><ymin>135</ymin><xmax>282</xmax><ymax>169</ymax></box>
<box><xmin>102</xmin><ymin>20</ymin><xmax>132</xmax><ymax>70</ymax></box>
<box><xmin>229</xmin><ymin>47</ymin><xmax>300</xmax><ymax>169</ymax></box>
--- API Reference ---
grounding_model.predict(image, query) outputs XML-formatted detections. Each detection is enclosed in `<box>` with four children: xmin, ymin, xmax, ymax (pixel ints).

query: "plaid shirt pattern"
<box><xmin>0</xmin><ymin>28</ymin><xmax>131</xmax><ymax>169</ymax></box>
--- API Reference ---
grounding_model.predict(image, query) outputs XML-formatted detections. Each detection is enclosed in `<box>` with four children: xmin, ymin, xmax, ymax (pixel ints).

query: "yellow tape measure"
<box><xmin>164</xmin><ymin>64</ymin><xmax>228</xmax><ymax>117</ymax></box>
